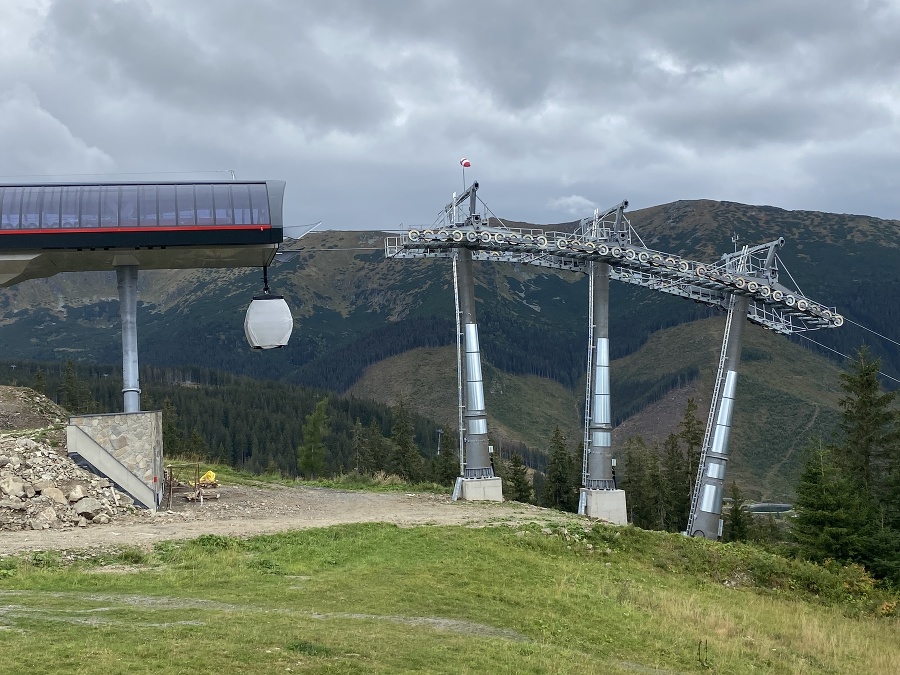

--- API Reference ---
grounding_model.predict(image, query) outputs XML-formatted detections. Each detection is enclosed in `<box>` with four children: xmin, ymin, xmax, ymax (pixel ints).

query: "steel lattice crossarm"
<box><xmin>384</xmin><ymin>190</ymin><xmax>842</xmax><ymax>335</ymax></box>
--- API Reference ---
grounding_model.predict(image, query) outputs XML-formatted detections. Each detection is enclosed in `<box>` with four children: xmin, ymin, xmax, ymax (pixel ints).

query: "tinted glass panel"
<box><xmin>41</xmin><ymin>187</ymin><xmax>61</xmax><ymax>228</ymax></box>
<box><xmin>118</xmin><ymin>186</ymin><xmax>137</xmax><ymax>227</ymax></box>
<box><xmin>101</xmin><ymin>186</ymin><xmax>120</xmax><ymax>227</ymax></box>
<box><xmin>249</xmin><ymin>184</ymin><xmax>269</xmax><ymax>225</ymax></box>
<box><xmin>1</xmin><ymin>187</ymin><xmax>21</xmax><ymax>229</ymax></box>
<box><xmin>21</xmin><ymin>187</ymin><xmax>42</xmax><ymax>229</ymax></box>
<box><xmin>195</xmin><ymin>184</ymin><xmax>213</xmax><ymax>225</ymax></box>
<box><xmin>231</xmin><ymin>184</ymin><xmax>251</xmax><ymax>225</ymax></box>
<box><xmin>81</xmin><ymin>187</ymin><xmax>100</xmax><ymax>227</ymax></box>
<box><xmin>61</xmin><ymin>187</ymin><xmax>80</xmax><ymax>228</ymax></box>
<box><xmin>176</xmin><ymin>185</ymin><xmax>195</xmax><ymax>226</ymax></box>
<box><xmin>213</xmin><ymin>184</ymin><xmax>233</xmax><ymax>225</ymax></box>
<box><xmin>139</xmin><ymin>185</ymin><xmax>157</xmax><ymax>227</ymax></box>
<box><xmin>158</xmin><ymin>185</ymin><xmax>177</xmax><ymax>226</ymax></box>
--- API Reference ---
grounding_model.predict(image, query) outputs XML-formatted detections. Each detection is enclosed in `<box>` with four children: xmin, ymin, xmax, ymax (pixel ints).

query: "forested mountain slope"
<box><xmin>0</xmin><ymin>199</ymin><xmax>896</xmax><ymax>499</ymax></box>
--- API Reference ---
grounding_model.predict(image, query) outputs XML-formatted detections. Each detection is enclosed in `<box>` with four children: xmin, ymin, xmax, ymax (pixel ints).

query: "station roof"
<box><xmin>0</xmin><ymin>180</ymin><xmax>286</xmax><ymax>288</ymax></box>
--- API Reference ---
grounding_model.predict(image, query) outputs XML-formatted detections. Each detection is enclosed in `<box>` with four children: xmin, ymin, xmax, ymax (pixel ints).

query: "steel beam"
<box><xmin>116</xmin><ymin>265</ymin><xmax>141</xmax><ymax>413</ymax></box>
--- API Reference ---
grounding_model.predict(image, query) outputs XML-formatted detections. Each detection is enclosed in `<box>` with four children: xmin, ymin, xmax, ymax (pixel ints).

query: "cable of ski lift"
<box><xmin>795</xmin><ymin>333</ymin><xmax>900</xmax><ymax>384</ymax></box>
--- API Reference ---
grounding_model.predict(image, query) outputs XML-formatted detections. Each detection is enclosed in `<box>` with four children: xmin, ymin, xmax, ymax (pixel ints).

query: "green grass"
<box><xmin>167</xmin><ymin>460</ymin><xmax>450</xmax><ymax>494</ymax></box>
<box><xmin>1</xmin><ymin>523</ymin><xmax>897</xmax><ymax>674</ymax></box>
<box><xmin>348</xmin><ymin>345</ymin><xmax>585</xmax><ymax>452</ymax></box>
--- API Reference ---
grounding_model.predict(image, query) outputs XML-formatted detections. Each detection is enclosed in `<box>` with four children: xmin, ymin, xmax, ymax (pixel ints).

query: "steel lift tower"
<box><xmin>386</xmin><ymin>185</ymin><xmax>842</xmax><ymax>526</ymax></box>
<box><xmin>578</xmin><ymin>202</ymin><xmax>629</xmax><ymax>522</ymax></box>
<box><xmin>450</xmin><ymin>183</ymin><xmax>502</xmax><ymax>500</ymax></box>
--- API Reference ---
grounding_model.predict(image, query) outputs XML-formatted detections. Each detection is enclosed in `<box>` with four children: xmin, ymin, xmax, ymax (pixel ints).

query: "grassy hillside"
<box><xmin>352</xmin><ymin>316</ymin><xmax>845</xmax><ymax>501</ymax></box>
<box><xmin>349</xmin><ymin>346</ymin><xmax>585</xmax><ymax>453</ymax></box>
<box><xmin>1</xmin><ymin>523</ymin><xmax>898</xmax><ymax>673</ymax></box>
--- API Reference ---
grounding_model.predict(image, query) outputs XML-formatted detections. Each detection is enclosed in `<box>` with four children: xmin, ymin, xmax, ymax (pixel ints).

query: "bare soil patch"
<box><xmin>0</xmin><ymin>385</ymin><xmax>66</xmax><ymax>433</ymax></box>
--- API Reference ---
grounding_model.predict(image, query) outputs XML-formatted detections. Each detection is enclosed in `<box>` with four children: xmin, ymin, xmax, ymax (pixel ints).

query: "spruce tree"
<box><xmin>507</xmin><ymin>453</ymin><xmax>533</xmax><ymax>503</ymax></box>
<box><xmin>433</xmin><ymin>429</ymin><xmax>461</xmax><ymax>486</ymax></box>
<box><xmin>660</xmin><ymin>432</ymin><xmax>690</xmax><ymax>532</ymax></box>
<box><xmin>33</xmin><ymin>368</ymin><xmax>45</xmax><ymax>394</ymax></box>
<box><xmin>297</xmin><ymin>397</ymin><xmax>330</xmax><ymax>479</ymax></box>
<box><xmin>723</xmin><ymin>480</ymin><xmax>751</xmax><ymax>543</ymax></box>
<box><xmin>161</xmin><ymin>398</ymin><xmax>184</xmax><ymax>457</ymax></box>
<box><xmin>61</xmin><ymin>359</ymin><xmax>97</xmax><ymax>414</ymax></box>
<box><xmin>827</xmin><ymin>348</ymin><xmax>900</xmax><ymax>582</ymax></box>
<box><xmin>837</xmin><ymin>347</ymin><xmax>899</xmax><ymax>500</ymax></box>
<box><xmin>184</xmin><ymin>429</ymin><xmax>209</xmax><ymax>460</ymax></box>
<box><xmin>620</xmin><ymin>435</ymin><xmax>661</xmax><ymax>529</ymax></box>
<box><xmin>679</xmin><ymin>398</ymin><xmax>704</xmax><ymax>493</ymax></box>
<box><xmin>361</xmin><ymin>419</ymin><xmax>389</xmax><ymax>474</ymax></box>
<box><xmin>793</xmin><ymin>440</ymin><xmax>869</xmax><ymax>563</ymax></box>
<box><xmin>350</xmin><ymin>419</ymin><xmax>366</xmax><ymax>473</ymax></box>
<box><xmin>389</xmin><ymin>396</ymin><xmax>422</xmax><ymax>481</ymax></box>
<box><xmin>543</xmin><ymin>427</ymin><xmax>577</xmax><ymax>512</ymax></box>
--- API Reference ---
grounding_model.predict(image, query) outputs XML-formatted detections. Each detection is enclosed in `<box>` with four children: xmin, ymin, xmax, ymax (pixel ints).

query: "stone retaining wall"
<box><xmin>68</xmin><ymin>411</ymin><xmax>163</xmax><ymax>505</ymax></box>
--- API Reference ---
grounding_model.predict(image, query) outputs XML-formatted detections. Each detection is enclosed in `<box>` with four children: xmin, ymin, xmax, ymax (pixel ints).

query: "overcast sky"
<box><xmin>1</xmin><ymin>0</ymin><xmax>899</xmax><ymax>229</ymax></box>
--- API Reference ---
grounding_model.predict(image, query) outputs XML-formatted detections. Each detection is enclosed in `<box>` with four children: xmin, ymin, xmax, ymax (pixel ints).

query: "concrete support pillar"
<box><xmin>116</xmin><ymin>265</ymin><xmax>141</xmax><ymax>413</ymax></box>
<box><xmin>689</xmin><ymin>295</ymin><xmax>750</xmax><ymax>539</ymax></box>
<box><xmin>456</xmin><ymin>248</ymin><xmax>493</xmax><ymax>480</ymax></box>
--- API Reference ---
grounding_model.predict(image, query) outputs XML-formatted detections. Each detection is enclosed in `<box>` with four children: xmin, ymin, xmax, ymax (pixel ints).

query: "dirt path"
<box><xmin>0</xmin><ymin>484</ymin><xmax>573</xmax><ymax>556</ymax></box>
<box><xmin>764</xmin><ymin>403</ymin><xmax>820</xmax><ymax>489</ymax></box>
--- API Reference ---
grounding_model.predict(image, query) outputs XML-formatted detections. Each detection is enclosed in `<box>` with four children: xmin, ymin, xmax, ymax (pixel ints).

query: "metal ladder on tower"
<box><xmin>685</xmin><ymin>294</ymin><xmax>735</xmax><ymax>534</ymax></box>
<box><xmin>582</xmin><ymin>264</ymin><xmax>595</xmax><ymax>485</ymax></box>
<box><xmin>685</xmin><ymin>245</ymin><xmax>750</xmax><ymax>535</ymax></box>
<box><xmin>578</xmin><ymin>264</ymin><xmax>595</xmax><ymax>515</ymax></box>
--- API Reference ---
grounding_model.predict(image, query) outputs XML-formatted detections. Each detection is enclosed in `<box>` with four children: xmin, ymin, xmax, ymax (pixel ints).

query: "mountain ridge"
<box><xmin>0</xmin><ymin>197</ymin><xmax>896</xmax><ymax>499</ymax></box>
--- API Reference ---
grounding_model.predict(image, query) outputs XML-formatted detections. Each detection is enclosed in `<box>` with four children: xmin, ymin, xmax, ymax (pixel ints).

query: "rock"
<box><xmin>0</xmin><ymin>398</ymin><xmax>152</xmax><ymax>531</ymax></box>
<box><xmin>515</xmin><ymin>530</ymin><xmax>526</xmax><ymax>537</ymax></box>
<box><xmin>42</xmin><ymin>487</ymin><xmax>68</xmax><ymax>505</ymax></box>
<box><xmin>541</xmin><ymin>527</ymin><xmax>553</xmax><ymax>535</ymax></box>
<box><xmin>29</xmin><ymin>506</ymin><xmax>58</xmax><ymax>530</ymax></box>
<box><xmin>0</xmin><ymin>498</ymin><xmax>26</xmax><ymax>511</ymax></box>
<box><xmin>33</xmin><ymin>479</ymin><xmax>54</xmax><ymax>492</ymax></box>
<box><xmin>74</xmin><ymin>497</ymin><xmax>104</xmax><ymax>519</ymax></box>
<box><xmin>0</xmin><ymin>476</ymin><xmax>25</xmax><ymax>498</ymax></box>
<box><xmin>67</xmin><ymin>485</ymin><xmax>86</xmax><ymax>502</ymax></box>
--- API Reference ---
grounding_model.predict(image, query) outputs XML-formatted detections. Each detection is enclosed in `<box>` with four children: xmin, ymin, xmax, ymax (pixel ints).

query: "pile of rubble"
<box><xmin>0</xmin><ymin>434</ymin><xmax>141</xmax><ymax>531</ymax></box>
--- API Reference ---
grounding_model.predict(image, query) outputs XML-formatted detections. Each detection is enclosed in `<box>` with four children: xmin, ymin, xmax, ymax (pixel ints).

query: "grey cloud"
<box><xmin>0</xmin><ymin>0</ymin><xmax>898</xmax><ymax>229</ymax></box>
<box><xmin>40</xmin><ymin>0</ymin><xmax>398</xmax><ymax>135</ymax></box>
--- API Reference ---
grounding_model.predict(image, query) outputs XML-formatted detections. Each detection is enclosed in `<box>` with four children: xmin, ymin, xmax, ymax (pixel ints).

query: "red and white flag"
<box><xmin>459</xmin><ymin>158</ymin><xmax>471</xmax><ymax>168</ymax></box>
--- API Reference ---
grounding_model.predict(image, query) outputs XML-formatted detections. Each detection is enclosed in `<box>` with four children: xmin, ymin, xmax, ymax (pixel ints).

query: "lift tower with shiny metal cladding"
<box><xmin>578</xmin><ymin>202</ymin><xmax>629</xmax><ymax>523</ymax></box>
<box><xmin>684</xmin><ymin>238</ymin><xmax>778</xmax><ymax>539</ymax></box>
<box><xmin>386</xmin><ymin>186</ymin><xmax>843</xmax><ymax>524</ymax></box>
<box><xmin>452</xmin><ymin>183</ymin><xmax>501</xmax><ymax>500</ymax></box>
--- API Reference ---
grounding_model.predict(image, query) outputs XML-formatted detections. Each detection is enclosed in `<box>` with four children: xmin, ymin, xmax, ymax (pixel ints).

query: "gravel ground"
<box><xmin>0</xmin><ymin>482</ymin><xmax>575</xmax><ymax>555</ymax></box>
<box><xmin>0</xmin><ymin>385</ymin><xmax>576</xmax><ymax>556</ymax></box>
